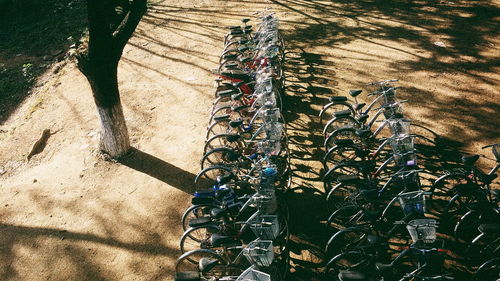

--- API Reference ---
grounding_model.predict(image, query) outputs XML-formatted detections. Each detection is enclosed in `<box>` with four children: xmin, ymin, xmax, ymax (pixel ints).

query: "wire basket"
<box><xmin>252</xmin><ymin>189</ymin><xmax>277</xmax><ymax>214</ymax></box>
<box><xmin>389</xmin><ymin>136</ymin><xmax>414</xmax><ymax>154</ymax></box>
<box><xmin>398</xmin><ymin>191</ymin><xmax>426</xmax><ymax>215</ymax></box>
<box><xmin>250</xmin><ymin>215</ymin><xmax>280</xmax><ymax>239</ymax></box>
<box><xmin>382</xmin><ymin>103</ymin><xmax>403</xmax><ymax>119</ymax></box>
<box><xmin>406</xmin><ymin>219</ymin><xmax>437</xmax><ymax>244</ymax></box>
<box><xmin>393</xmin><ymin>152</ymin><xmax>417</xmax><ymax>168</ymax></box>
<box><xmin>376</xmin><ymin>88</ymin><xmax>397</xmax><ymax>108</ymax></box>
<box><xmin>236</xmin><ymin>267</ymin><xmax>271</xmax><ymax>281</ymax></box>
<box><xmin>243</xmin><ymin>240</ymin><xmax>275</xmax><ymax>267</ymax></box>
<box><xmin>388</xmin><ymin>119</ymin><xmax>411</xmax><ymax>137</ymax></box>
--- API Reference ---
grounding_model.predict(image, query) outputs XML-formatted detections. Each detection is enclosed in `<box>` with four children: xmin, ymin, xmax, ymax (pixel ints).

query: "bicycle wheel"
<box><xmin>323</xmin><ymin>163</ymin><xmax>363</xmax><ymax>192</ymax></box>
<box><xmin>473</xmin><ymin>257</ymin><xmax>499</xmax><ymax>281</ymax></box>
<box><xmin>175</xmin><ymin>248</ymin><xmax>225</xmax><ymax>272</ymax></box>
<box><xmin>194</xmin><ymin>165</ymin><xmax>234</xmax><ymax>192</ymax></box>
<box><xmin>319</xmin><ymin>101</ymin><xmax>355</xmax><ymax>126</ymax></box>
<box><xmin>180</xmin><ymin>225</ymin><xmax>219</xmax><ymax>255</ymax></box>
<box><xmin>201</xmin><ymin>147</ymin><xmax>241</xmax><ymax>170</ymax></box>
<box><xmin>326</xmin><ymin>182</ymin><xmax>362</xmax><ymax>212</ymax></box>
<box><xmin>428</xmin><ymin>173</ymin><xmax>472</xmax><ymax>215</ymax></box>
<box><xmin>324</xmin><ymin>127</ymin><xmax>364</xmax><ymax>151</ymax></box>
<box><xmin>203</xmin><ymin>133</ymin><xmax>245</xmax><ymax>155</ymax></box>
<box><xmin>327</xmin><ymin>205</ymin><xmax>366</xmax><ymax>230</ymax></box>
<box><xmin>210</xmin><ymin>105</ymin><xmax>243</xmax><ymax>124</ymax></box>
<box><xmin>323</xmin><ymin>116</ymin><xmax>360</xmax><ymax>139</ymax></box>
<box><xmin>325</xmin><ymin>251</ymin><xmax>370</xmax><ymax>273</ymax></box>
<box><xmin>323</xmin><ymin>144</ymin><xmax>363</xmax><ymax>172</ymax></box>
<box><xmin>206</xmin><ymin>118</ymin><xmax>232</xmax><ymax>140</ymax></box>
<box><xmin>325</xmin><ymin>227</ymin><xmax>368</xmax><ymax>259</ymax></box>
<box><xmin>181</xmin><ymin>204</ymin><xmax>214</xmax><ymax>232</ymax></box>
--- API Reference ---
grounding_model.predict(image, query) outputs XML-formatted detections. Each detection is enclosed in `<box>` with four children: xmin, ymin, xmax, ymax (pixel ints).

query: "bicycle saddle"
<box><xmin>349</xmin><ymin>89</ymin><xmax>363</xmax><ymax>97</ymax></box>
<box><xmin>229</xmin><ymin>29</ymin><xmax>244</xmax><ymax>35</ymax></box>
<box><xmin>240</xmin><ymin>57</ymin><xmax>252</xmax><ymax>64</ymax></box>
<box><xmin>192</xmin><ymin>197</ymin><xmax>214</xmax><ymax>205</ymax></box>
<box><xmin>353</xmin><ymin>103</ymin><xmax>366</xmax><ymax>111</ymax></box>
<box><xmin>338</xmin><ymin>270</ymin><xmax>373</xmax><ymax>281</ymax></box>
<box><xmin>241</xmin><ymin>18</ymin><xmax>251</xmax><ymax>23</ymax></box>
<box><xmin>199</xmin><ymin>258</ymin><xmax>219</xmax><ymax>273</ymax></box>
<box><xmin>334</xmin><ymin>139</ymin><xmax>354</xmax><ymax>146</ymax></box>
<box><xmin>478</xmin><ymin>223</ymin><xmax>500</xmax><ymax>234</ymax></box>
<box><xmin>334</xmin><ymin>109</ymin><xmax>352</xmax><ymax>118</ymax></box>
<box><xmin>213</xmin><ymin>114</ymin><xmax>230</xmax><ymax>122</ymax></box>
<box><xmin>231</xmin><ymin>104</ymin><xmax>249</xmax><ymax>112</ymax></box>
<box><xmin>462</xmin><ymin>155</ymin><xmax>480</xmax><ymax>166</ymax></box>
<box><xmin>337</xmin><ymin>174</ymin><xmax>360</xmax><ymax>183</ymax></box>
<box><xmin>222</xmin><ymin>63</ymin><xmax>239</xmax><ymax>70</ymax></box>
<box><xmin>220</xmin><ymin>72</ymin><xmax>252</xmax><ymax>82</ymax></box>
<box><xmin>222</xmin><ymin>54</ymin><xmax>238</xmax><ymax>61</ymax></box>
<box><xmin>210</xmin><ymin>233</ymin><xmax>241</xmax><ymax>247</ymax></box>
<box><xmin>356</xmin><ymin>129</ymin><xmax>371</xmax><ymax>137</ymax></box>
<box><xmin>231</xmin><ymin>92</ymin><xmax>244</xmax><ymax>101</ymax></box>
<box><xmin>229</xmin><ymin>119</ymin><xmax>243</xmax><ymax>128</ymax></box>
<box><xmin>227</xmin><ymin>25</ymin><xmax>241</xmax><ymax>30</ymax></box>
<box><xmin>216</xmin><ymin>89</ymin><xmax>237</xmax><ymax>97</ymax></box>
<box><xmin>174</xmin><ymin>272</ymin><xmax>200</xmax><ymax>281</ymax></box>
<box><xmin>189</xmin><ymin>217</ymin><xmax>212</xmax><ymax>228</ymax></box>
<box><xmin>232</xmin><ymin>81</ymin><xmax>245</xmax><ymax>88</ymax></box>
<box><xmin>226</xmin><ymin>134</ymin><xmax>241</xmax><ymax>142</ymax></box>
<box><xmin>329</xmin><ymin>96</ymin><xmax>348</xmax><ymax>102</ymax></box>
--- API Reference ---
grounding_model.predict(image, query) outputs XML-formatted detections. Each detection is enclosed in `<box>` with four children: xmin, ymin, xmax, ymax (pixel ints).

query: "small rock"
<box><xmin>433</xmin><ymin>41</ymin><xmax>446</xmax><ymax>48</ymax></box>
<box><xmin>186</xmin><ymin>76</ymin><xmax>196</xmax><ymax>82</ymax></box>
<box><xmin>33</xmin><ymin>179</ymin><xmax>37</xmax><ymax>183</ymax></box>
<box><xmin>0</xmin><ymin>168</ymin><xmax>6</xmax><ymax>175</ymax></box>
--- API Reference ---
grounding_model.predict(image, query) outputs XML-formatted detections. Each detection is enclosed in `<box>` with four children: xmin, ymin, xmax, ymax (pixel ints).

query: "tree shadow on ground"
<box><xmin>118</xmin><ymin>147</ymin><xmax>196</xmax><ymax>194</ymax></box>
<box><xmin>0</xmin><ymin>0</ymin><xmax>87</xmax><ymax>125</ymax></box>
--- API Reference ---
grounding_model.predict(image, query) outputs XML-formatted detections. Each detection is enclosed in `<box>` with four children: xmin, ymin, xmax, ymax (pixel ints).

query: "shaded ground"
<box><xmin>0</xmin><ymin>0</ymin><xmax>498</xmax><ymax>280</ymax></box>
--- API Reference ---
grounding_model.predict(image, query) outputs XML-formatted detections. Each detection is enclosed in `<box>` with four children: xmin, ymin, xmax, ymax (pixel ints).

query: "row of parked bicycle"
<box><xmin>174</xmin><ymin>10</ymin><xmax>291</xmax><ymax>281</ymax></box>
<box><xmin>317</xmin><ymin>80</ymin><xmax>499</xmax><ymax>280</ymax></box>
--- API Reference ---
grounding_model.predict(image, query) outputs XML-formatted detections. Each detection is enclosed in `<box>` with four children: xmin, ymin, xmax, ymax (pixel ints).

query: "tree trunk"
<box><xmin>84</xmin><ymin>59</ymin><xmax>130</xmax><ymax>157</ymax></box>
<box><xmin>76</xmin><ymin>0</ymin><xmax>147</xmax><ymax>158</ymax></box>
<box><xmin>96</xmin><ymin>102</ymin><xmax>130</xmax><ymax>157</ymax></box>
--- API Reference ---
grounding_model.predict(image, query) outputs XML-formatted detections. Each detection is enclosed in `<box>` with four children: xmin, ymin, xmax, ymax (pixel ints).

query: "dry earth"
<box><xmin>0</xmin><ymin>0</ymin><xmax>499</xmax><ymax>280</ymax></box>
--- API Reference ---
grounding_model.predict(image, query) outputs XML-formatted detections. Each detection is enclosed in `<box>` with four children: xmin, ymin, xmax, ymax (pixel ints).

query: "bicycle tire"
<box><xmin>203</xmin><ymin>133</ymin><xmax>245</xmax><ymax>155</ymax></box>
<box><xmin>323</xmin><ymin>163</ymin><xmax>363</xmax><ymax>192</ymax></box>
<box><xmin>325</xmin><ymin>227</ymin><xmax>368</xmax><ymax>259</ymax></box>
<box><xmin>200</xmin><ymin>147</ymin><xmax>241</xmax><ymax>170</ymax></box>
<box><xmin>319</xmin><ymin>101</ymin><xmax>355</xmax><ymax>125</ymax></box>
<box><xmin>181</xmin><ymin>203</ymin><xmax>214</xmax><ymax>232</ymax></box>
<box><xmin>323</xmin><ymin>144</ymin><xmax>362</xmax><ymax>171</ymax></box>
<box><xmin>194</xmin><ymin>165</ymin><xmax>235</xmax><ymax>192</ymax></box>
<box><xmin>323</xmin><ymin>116</ymin><xmax>361</xmax><ymax>139</ymax></box>
<box><xmin>179</xmin><ymin>225</ymin><xmax>220</xmax><ymax>255</ymax></box>
<box><xmin>324</xmin><ymin>127</ymin><xmax>365</xmax><ymax>151</ymax></box>
<box><xmin>428</xmin><ymin>173</ymin><xmax>472</xmax><ymax>215</ymax></box>
<box><xmin>175</xmin><ymin>248</ymin><xmax>225</xmax><ymax>272</ymax></box>
<box><xmin>325</xmin><ymin>250</ymin><xmax>371</xmax><ymax>273</ymax></box>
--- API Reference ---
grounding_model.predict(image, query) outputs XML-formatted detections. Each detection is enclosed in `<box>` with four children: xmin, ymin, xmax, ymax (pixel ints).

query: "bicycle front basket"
<box><xmin>236</xmin><ymin>267</ymin><xmax>271</xmax><ymax>281</ymax></box>
<box><xmin>250</xmin><ymin>215</ymin><xmax>280</xmax><ymax>239</ymax></box>
<box><xmin>406</xmin><ymin>219</ymin><xmax>437</xmax><ymax>244</ymax></box>
<box><xmin>243</xmin><ymin>240</ymin><xmax>274</xmax><ymax>267</ymax></box>
<box><xmin>398</xmin><ymin>191</ymin><xmax>426</xmax><ymax>215</ymax></box>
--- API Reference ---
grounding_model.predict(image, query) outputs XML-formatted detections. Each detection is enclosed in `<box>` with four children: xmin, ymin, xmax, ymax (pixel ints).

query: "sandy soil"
<box><xmin>0</xmin><ymin>0</ymin><xmax>498</xmax><ymax>280</ymax></box>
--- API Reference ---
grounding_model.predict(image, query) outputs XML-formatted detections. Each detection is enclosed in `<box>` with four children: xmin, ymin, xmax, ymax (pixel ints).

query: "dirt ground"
<box><xmin>0</xmin><ymin>0</ymin><xmax>499</xmax><ymax>280</ymax></box>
